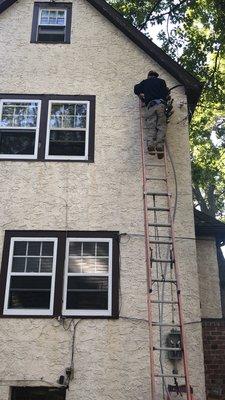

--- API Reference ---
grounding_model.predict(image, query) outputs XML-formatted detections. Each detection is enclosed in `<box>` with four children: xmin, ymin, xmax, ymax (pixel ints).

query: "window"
<box><xmin>0</xmin><ymin>95</ymin><xmax>95</xmax><ymax>162</ymax></box>
<box><xmin>31</xmin><ymin>3</ymin><xmax>72</xmax><ymax>44</ymax></box>
<box><xmin>63</xmin><ymin>238</ymin><xmax>112</xmax><ymax>316</ymax></box>
<box><xmin>11</xmin><ymin>387</ymin><xmax>66</xmax><ymax>400</ymax></box>
<box><xmin>3</xmin><ymin>238</ymin><xmax>58</xmax><ymax>315</ymax></box>
<box><xmin>46</xmin><ymin>101</ymin><xmax>89</xmax><ymax>160</ymax></box>
<box><xmin>0</xmin><ymin>231</ymin><xmax>119</xmax><ymax>317</ymax></box>
<box><xmin>0</xmin><ymin>100</ymin><xmax>41</xmax><ymax>159</ymax></box>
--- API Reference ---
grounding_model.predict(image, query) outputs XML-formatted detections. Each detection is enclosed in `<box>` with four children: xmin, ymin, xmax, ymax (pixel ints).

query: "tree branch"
<box><xmin>193</xmin><ymin>186</ymin><xmax>209</xmax><ymax>214</ymax></box>
<box><xmin>139</xmin><ymin>0</ymin><xmax>164</xmax><ymax>29</ymax></box>
<box><xmin>140</xmin><ymin>0</ymin><xmax>192</xmax><ymax>29</ymax></box>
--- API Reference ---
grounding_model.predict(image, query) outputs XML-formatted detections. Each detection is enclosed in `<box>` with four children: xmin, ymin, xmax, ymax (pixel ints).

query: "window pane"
<box><xmin>68</xmin><ymin>258</ymin><xmax>82</xmax><ymax>273</ymax></box>
<box><xmin>42</xmin><ymin>242</ymin><xmax>54</xmax><ymax>256</ymax></box>
<box><xmin>49</xmin><ymin>10</ymin><xmax>57</xmax><ymax>24</ymax></box>
<box><xmin>49</xmin><ymin>130</ymin><xmax>85</xmax><ymax>156</ymax></box>
<box><xmin>26</xmin><ymin>257</ymin><xmax>39</xmax><ymax>272</ymax></box>
<box><xmin>95</xmin><ymin>258</ymin><xmax>108</xmax><ymax>273</ymax></box>
<box><xmin>57</xmin><ymin>11</ymin><xmax>66</xmax><ymax>25</ymax></box>
<box><xmin>0</xmin><ymin>130</ymin><xmax>36</xmax><ymax>155</ymax></box>
<box><xmin>40</xmin><ymin>258</ymin><xmax>53</xmax><ymax>272</ymax></box>
<box><xmin>12</xmin><ymin>257</ymin><xmax>26</xmax><ymax>272</ymax></box>
<box><xmin>97</xmin><ymin>242</ymin><xmax>109</xmax><ymax>256</ymax></box>
<box><xmin>13</xmin><ymin>241</ymin><xmax>27</xmax><ymax>256</ymax></box>
<box><xmin>83</xmin><ymin>242</ymin><xmax>95</xmax><ymax>256</ymax></box>
<box><xmin>76</xmin><ymin>104</ymin><xmax>87</xmax><ymax>116</ymax></box>
<box><xmin>82</xmin><ymin>258</ymin><xmax>96</xmax><ymax>273</ymax></box>
<box><xmin>27</xmin><ymin>241</ymin><xmax>41</xmax><ymax>255</ymax></box>
<box><xmin>8</xmin><ymin>276</ymin><xmax>51</xmax><ymax>309</ymax></box>
<box><xmin>69</xmin><ymin>242</ymin><xmax>82</xmax><ymax>256</ymax></box>
<box><xmin>74</xmin><ymin>116</ymin><xmax>86</xmax><ymax>128</ymax></box>
<box><xmin>67</xmin><ymin>276</ymin><xmax>108</xmax><ymax>310</ymax></box>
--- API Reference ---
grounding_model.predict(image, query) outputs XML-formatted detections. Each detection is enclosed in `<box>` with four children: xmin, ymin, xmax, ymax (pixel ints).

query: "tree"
<box><xmin>110</xmin><ymin>0</ymin><xmax>225</xmax><ymax>218</ymax></box>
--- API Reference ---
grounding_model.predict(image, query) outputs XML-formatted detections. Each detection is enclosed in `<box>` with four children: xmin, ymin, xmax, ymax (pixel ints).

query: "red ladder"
<box><xmin>139</xmin><ymin>102</ymin><xmax>193</xmax><ymax>400</ymax></box>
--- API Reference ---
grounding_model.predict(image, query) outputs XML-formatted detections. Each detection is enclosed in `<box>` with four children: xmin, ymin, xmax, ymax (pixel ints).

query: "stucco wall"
<box><xmin>0</xmin><ymin>0</ymin><xmax>206</xmax><ymax>398</ymax></box>
<box><xmin>196</xmin><ymin>237</ymin><xmax>222</xmax><ymax>319</ymax></box>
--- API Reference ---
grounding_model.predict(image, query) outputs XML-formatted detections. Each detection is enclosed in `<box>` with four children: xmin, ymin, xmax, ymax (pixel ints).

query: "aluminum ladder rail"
<box><xmin>139</xmin><ymin>101</ymin><xmax>193</xmax><ymax>400</ymax></box>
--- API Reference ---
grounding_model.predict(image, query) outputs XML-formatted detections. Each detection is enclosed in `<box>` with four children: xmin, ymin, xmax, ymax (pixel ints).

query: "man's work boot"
<box><xmin>148</xmin><ymin>145</ymin><xmax>155</xmax><ymax>155</ymax></box>
<box><xmin>156</xmin><ymin>145</ymin><xmax>164</xmax><ymax>159</ymax></box>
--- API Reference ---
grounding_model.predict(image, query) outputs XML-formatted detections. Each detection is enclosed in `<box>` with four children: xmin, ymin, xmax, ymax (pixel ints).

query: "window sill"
<box><xmin>0</xmin><ymin>158</ymin><xmax>94</xmax><ymax>163</ymax></box>
<box><xmin>30</xmin><ymin>40</ymin><xmax>70</xmax><ymax>44</ymax></box>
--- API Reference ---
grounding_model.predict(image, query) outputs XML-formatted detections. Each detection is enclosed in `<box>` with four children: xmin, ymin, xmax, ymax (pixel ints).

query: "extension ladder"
<box><xmin>139</xmin><ymin>102</ymin><xmax>195</xmax><ymax>400</ymax></box>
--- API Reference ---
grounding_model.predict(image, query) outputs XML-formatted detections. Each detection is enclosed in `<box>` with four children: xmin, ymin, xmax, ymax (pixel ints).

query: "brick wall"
<box><xmin>202</xmin><ymin>319</ymin><xmax>225</xmax><ymax>399</ymax></box>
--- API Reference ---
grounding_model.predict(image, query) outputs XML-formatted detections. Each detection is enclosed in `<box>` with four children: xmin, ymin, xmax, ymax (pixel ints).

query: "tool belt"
<box><xmin>147</xmin><ymin>99</ymin><xmax>165</xmax><ymax>109</ymax></box>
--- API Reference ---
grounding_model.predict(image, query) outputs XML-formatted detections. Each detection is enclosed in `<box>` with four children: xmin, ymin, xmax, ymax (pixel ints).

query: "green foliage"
<box><xmin>110</xmin><ymin>0</ymin><xmax>225</xmax><ymax>217</ymax></box>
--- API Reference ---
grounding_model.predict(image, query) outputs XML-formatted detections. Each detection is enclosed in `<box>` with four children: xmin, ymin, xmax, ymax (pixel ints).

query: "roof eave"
<box><xmin>0</xmin><ymin>0</ymin><xmax>203</xmax><ymax>113</ymax></box>
<box><xmin>86</xmin><ymin>0</ymin><xmax>203</xmax><ymax>113</ymax></box>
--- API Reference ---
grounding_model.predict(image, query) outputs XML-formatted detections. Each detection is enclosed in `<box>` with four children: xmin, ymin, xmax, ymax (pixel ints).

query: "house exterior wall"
<box><xmin>196</xmin><ymin>237</ymin><xmax>222</xmax><ymax>318</ymax></box>
<box><xmin>0</xmin><ymin>0</ymin><xmax>206</xmax><ymax>399</ymax></box>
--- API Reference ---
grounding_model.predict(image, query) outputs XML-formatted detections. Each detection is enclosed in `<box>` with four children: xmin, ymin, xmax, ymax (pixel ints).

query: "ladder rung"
<box><xmin>149</xmin><ymin>240</ymin><xmax>172</xmax><ymax>245</ymax></box>
<box><xmin>151</xmin><ymin>258</ymin><xmax>174</xmax><ymax>263</ymax></box>
<box><xmin>148</xmin><ymin>207</ymin><xmax>170</xmax><ymax>211</ymax></box>
<box><xmin>154</xmin><ymin>374</ymin><xmax>185</xmax><ymax>378</ymax></box>
<box><xmin>151</xmin><ymin>300</ymin><xmax>178</xmax><ymax>304</ymax></box>
<box><xmin>148</xmin><ymin>223</ymin><xmax>171</xmax><ymax>227</ymax></box>
<box><xmin>152</xmin><ymin>322</ymin><xmax>181</xmax><ymax>327</ymax></box>
<box><xmin>153</xmin><ymin>279</ymin><xmax>177</xmax><ymax>284</ymax></box>
<box><xmin>153</xmin><ymin>346</ymin><xmax>182</xmax><ymax>351</ymax></box>
<box><xmin>145</xmin><ymin>192</ymin><xmax>171</xmax><ymax>196</ymax></box>
<box><xmin>146</xmin><ymin>177</ymin><xmax>166</xmax><ymax>181</ymax></box>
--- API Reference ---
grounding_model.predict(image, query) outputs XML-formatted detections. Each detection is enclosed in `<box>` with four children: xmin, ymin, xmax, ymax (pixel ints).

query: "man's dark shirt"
<box><xmin>134</xmin><ymin>76</ymin><xmax>169</xmax><ymax>106</ymax></box>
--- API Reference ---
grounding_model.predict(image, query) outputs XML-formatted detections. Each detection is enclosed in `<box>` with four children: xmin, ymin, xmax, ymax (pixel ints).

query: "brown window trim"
<box><xmin>31</xmin><ymin>2</ymin><xmax>72</xmax><ymax>44</ymax></box>
<box><xmin>0</xmin><ymin>94</ymin><xmax>95</xmax><ymax>162</ymax></box>
<box><xmin>0</xmin><ymin>230</ymin><xmax>119</xmax><ymax>318</ymax></box>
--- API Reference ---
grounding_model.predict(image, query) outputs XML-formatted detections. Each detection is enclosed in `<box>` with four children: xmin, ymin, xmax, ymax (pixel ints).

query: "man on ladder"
<box><xmin>134</xmin><ymin>70</ymin><xmax>169</xmax><ymax>159</ymax></box>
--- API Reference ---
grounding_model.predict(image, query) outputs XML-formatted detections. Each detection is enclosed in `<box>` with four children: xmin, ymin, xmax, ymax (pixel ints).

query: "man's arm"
<box><xmin>134</xmin><ymin>81</ymin><xmax>145</xmax><ymax>102</ymax></box>
<box><xmin>134</xmin><ymin>81</ymin><xmax>144</xmax><ymax>96</ymax></box>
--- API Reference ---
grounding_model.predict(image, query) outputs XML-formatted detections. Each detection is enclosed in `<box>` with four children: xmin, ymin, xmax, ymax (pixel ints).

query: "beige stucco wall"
<box><xmin>196</xmin><ymin>237</ymin><xmax>222</xmax><ymax>318</ymax></box>
<box><xmin>0</xmin><ymin>0</ymin><xmax>206</xmax><ymax>399</ymax></box>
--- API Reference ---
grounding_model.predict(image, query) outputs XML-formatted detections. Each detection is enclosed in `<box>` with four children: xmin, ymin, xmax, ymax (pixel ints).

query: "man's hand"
<box><xmin>139</xmin><ymin>93</ymin><xmax>145</xmax><ymax>102</ymax></box>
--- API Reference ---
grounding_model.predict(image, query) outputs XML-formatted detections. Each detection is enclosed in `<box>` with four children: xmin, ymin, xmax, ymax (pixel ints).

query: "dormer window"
<box><xmin>31</xmin><ymin>3</ymin><xmax>72</xmax><ymax>44</ymax></box>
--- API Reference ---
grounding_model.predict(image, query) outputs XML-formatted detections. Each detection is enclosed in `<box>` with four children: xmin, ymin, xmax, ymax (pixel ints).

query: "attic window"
<box><xmin>31</xmin><ymin>3</ymin><xmax>72</xmax><ymax>44</ymax></box>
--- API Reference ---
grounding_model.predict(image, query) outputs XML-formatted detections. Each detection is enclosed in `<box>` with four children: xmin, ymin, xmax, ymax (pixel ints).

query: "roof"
<box><xmin>0</xmin><ymin>0</ymin><xmax>203</xmax><ymax>113</ymax></box>
<box><xmin>194</xmin><ymin>209</ymin><xmax>225</xmax><ymax>244</ymax></box>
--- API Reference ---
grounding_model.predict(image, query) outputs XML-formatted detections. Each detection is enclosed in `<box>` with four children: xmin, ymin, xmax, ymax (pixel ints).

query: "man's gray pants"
<box><xmin>145</xmin><ymin>103</ymin><xmax>167</xmax><ymax>148</ymax></box>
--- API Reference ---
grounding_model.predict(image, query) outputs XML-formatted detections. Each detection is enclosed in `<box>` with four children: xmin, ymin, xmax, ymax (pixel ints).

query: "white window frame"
<box><xmin>62</xmin><ymin>238</ymin><xmax>113</xmax><ymax>316</ymax></box>
<box><xmin>45</xmin><ymin>100</ymin><xmax>90</xmax><ymax>161</ymax></box>
<box><xmin>0</xmin><ymin>99</ymin><xmax>41</xmax><ymax>160</ymax></box>
<box><xmin>3</xmin><ymin>237</ymin><xmax>58</xmax><ymax>316</ymax></box>
<box><xmin>38</xmin><ymin>8</ymin><xmax>67</xmax><ymax>27</ymax></box>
